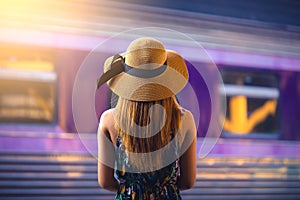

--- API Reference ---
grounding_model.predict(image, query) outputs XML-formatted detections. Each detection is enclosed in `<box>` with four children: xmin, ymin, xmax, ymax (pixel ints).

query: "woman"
<box><xmin>97</xmin><ymin>37</ymin><xmax>196</xmax><ymax>200</ymax></box>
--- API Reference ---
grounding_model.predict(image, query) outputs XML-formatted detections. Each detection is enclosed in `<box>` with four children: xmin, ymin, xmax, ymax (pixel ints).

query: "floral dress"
<box><xmin>114</xmin><ymin>136</ymin><xmax>182</xmax><ymax>200</ymax></box>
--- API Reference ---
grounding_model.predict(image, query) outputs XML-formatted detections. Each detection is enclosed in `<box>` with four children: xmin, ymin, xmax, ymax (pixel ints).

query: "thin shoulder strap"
<box><xmin>180</xmin><ymin>108</ymin><xmax>186</xmax><ymax>116</ymax></box>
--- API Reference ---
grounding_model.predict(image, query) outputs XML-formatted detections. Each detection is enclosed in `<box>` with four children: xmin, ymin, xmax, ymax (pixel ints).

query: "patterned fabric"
<box><xmin>114</xmin><ymin>136</ymin><xmax>182</xmax><ymax>200</ymax></box>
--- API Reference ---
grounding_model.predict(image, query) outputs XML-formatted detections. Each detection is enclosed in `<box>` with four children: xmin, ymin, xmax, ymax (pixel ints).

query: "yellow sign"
<box><xmin>223</xmin><ymin>96</ymin><xmax>277</xmax><ymax>134</ymax></box>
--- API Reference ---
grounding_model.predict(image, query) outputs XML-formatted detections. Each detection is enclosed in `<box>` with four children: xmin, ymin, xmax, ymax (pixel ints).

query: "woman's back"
<box><xmin>115</xmin><ymin>136</ymin><xmax>181</xmax><ymax>200</ymax></box>
<box><xmin>98</xmin><ymin>105</ymin><xmax>196</xmax><ymax>199</ymax></box>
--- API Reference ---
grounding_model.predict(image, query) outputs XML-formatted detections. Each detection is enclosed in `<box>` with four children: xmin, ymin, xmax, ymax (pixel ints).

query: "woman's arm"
<box><xmin>177</xmin><ymin>111</ymin><xmax>197</xmax><ymax>190</ymax></box>
<box><xmin>97</xmin><ymin>110</ymin><xmax>119</xmax><ymax>192</ymax></box>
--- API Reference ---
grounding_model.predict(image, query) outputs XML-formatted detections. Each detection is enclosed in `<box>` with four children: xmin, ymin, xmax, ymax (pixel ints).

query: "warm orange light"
<box><xmin>0</xmin><ymin>0</ymin><xmax>89</xmax><ymax>31</ymax></box>
<box><xmin>0</xmin><ymin>59</ymin><xmax>54</xmax><ymax>71</ymax></box>
<box><xmin>0</xmin><ymin>0</ymin><xmax>42</xmax><ymax>27</ymax></box>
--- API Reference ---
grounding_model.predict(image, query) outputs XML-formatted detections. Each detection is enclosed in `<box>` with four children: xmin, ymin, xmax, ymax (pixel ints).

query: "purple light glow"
<box><xmin>1</xmin><ymin>27</ymin><xmax>299</xmax><ymax>71</ymax></box>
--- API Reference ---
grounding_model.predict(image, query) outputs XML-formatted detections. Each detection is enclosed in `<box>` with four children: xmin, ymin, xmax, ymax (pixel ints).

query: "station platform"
<box><xmin>0</xmin><ymin>131</ymin><xmax>299</xmax><ymax>199</ymax></box>
<box><xmin>0</xmin><ymin>131</ymin><xmax>299</xmax><ymax>158</ymax></box>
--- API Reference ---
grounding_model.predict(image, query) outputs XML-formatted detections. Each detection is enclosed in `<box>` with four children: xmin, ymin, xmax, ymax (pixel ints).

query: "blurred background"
<box><xmin>0</xmin><ymin>0</ymin><xmax>299</xmax><ymax>199</ymax></box>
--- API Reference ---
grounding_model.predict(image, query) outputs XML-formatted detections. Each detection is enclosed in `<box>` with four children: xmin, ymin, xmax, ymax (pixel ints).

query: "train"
<box><xmin>0</xmin><ymin>1</ymin><xmax>300</xmax><ymax>142</ymax></box>
<box><xmin>1</xmin><ymin>39</ymin><xmax>299</xmax><ymax>142</ymax></box>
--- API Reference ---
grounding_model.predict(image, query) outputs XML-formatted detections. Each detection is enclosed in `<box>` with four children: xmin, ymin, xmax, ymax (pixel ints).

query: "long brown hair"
<box><xmin>114</xmin><ymin>96</ymin><xmax>182</xmax><ymax>171</ymax></box>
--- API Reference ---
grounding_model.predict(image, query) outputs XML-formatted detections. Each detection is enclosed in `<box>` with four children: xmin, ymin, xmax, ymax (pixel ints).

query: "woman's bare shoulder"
<box><xmin>180</xmin><ymin>108</ymin><xmax>196</xmax><ymax>132</ymax></box>
<box><xmin>100</xmin><ymin>108</ymin><xmax>115</xmax><ymax>119</ymax></box>
<box><xmin>99</xmin><ymin>108</ymin><xmax>115</xmax><ymax>130</ymax></box>
<box><xmin>181</xmin><ymin>108</ymin><xmax>194</xmax><ymax>121</ymax></box>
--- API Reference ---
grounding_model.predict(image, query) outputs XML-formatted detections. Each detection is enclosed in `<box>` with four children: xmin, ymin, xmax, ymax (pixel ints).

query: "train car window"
<box><xmin>0</xmin><ymin>49</ymin><xmax>57</xmax><ymax>124</ymax></box>
<box><xmin>220</xmin><ymin>68</ymin><xmax>279</xmax><ymax>137</ymax></box>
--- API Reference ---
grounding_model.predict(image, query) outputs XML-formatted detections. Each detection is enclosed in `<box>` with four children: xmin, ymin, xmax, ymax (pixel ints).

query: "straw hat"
<box><xmin>97</xmin><ymin>37</ymin><xmax>188</xmax><ymax>101</ymax></box>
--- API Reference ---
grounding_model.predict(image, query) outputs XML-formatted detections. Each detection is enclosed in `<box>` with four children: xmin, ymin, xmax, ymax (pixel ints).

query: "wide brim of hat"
<box><xmin>104</xmin><ymin>50</ymin><xmax>189</xmax><ymax>101</ymax></box>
